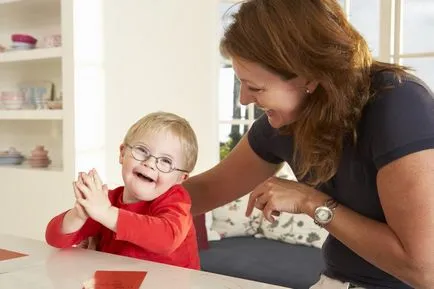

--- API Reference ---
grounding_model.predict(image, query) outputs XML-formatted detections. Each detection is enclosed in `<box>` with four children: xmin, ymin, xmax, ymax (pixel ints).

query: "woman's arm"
<box><xmin>304</xmin><ymin>150</ymin><xmax>434</xmax><ymax>288</ymax></box>
<box><xmin>184</xmin><ymin>135</ymin><xmax>280</xmax><ymax>215</ymax></box>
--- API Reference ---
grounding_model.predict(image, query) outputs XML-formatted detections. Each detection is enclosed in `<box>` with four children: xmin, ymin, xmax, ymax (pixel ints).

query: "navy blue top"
<box><xmin>247</xmin><ymin>71</ymin><xmax>434</xmax><ymax>289</ymax></box>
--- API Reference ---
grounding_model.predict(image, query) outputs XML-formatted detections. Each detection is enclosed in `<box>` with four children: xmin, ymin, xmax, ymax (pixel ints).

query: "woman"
<box><xmin>184</xmin><ymin>0</ymin><xmax>434</xmax><ymax>288</ymax></box>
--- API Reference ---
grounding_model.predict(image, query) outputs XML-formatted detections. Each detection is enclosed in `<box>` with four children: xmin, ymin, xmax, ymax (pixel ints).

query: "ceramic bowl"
<box><xmin>0</xmin><ymin>155</ymin><xmax>24</xmax><ymax>165</ymax></box>
<box><xmin>28</xmin><ymin>158</ymin><xmax>51</xmax><ymax>168</ymax></box>
<box><xmin>1</xmin><ymin>91</ymin><xmax>25</xmax><ymax>109</ymax></box>
<box><xmin>11</xmin><ymin>34</ymin><xmax>37</xmax><ymax>45</ymax></box>
<box><xmin>47</xmin><ymin>100</ymin><xmax>62</xmax><ymax>109</ymax></box>
<box><xmin>11</xmin><ymin>41</ymin><xmax>35</xmax><ymax>50</ymax></box>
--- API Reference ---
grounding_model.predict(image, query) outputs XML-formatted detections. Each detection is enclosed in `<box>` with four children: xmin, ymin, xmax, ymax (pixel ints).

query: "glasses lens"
<box><xmin>156</xmin><ymin>157</ymin><xmax>173</xmax><ymax>173</ymax></box>
<box><xmin>131</xmin><ymin>146</ymin><xmax>149</xmax><ymax>161</ymax></box>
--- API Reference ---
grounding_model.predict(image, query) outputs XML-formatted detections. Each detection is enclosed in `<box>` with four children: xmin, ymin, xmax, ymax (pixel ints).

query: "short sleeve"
<box><xmin>369</xmin><ymin>80</ymin><xmax>434</xmax><ymax>169</ymax></box>
<box><xmin>248</xmin><ymin>113</ymin><xmax>283</xmax><ymax>164</ymax></box>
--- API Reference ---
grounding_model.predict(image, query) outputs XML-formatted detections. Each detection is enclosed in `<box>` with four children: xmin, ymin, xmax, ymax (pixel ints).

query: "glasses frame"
<box><xmin>125</xmin><ymin>144</ymin><xmax>189</xmax><ymax>174</ymax></box>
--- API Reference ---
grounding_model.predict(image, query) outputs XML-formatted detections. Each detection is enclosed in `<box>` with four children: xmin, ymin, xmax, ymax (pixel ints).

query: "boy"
<box><xmin>46</xmin><ymin>112</ymin><xmax>200</xmax><ymax>269</ymax></box>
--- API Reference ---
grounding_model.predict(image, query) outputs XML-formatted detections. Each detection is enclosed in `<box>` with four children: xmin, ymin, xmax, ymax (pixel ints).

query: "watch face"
<box><xmin>315</xmin><ymin>207</ymin><xmax>332</xmax><ymax>222</ymax></box>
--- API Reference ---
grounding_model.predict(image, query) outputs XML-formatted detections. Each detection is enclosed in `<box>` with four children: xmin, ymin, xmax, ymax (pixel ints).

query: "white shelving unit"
<box><xmin>0</xmin><ymin>0</ymin><xmax>64</xmax><ymax>172</ymax></box>
<box><xmin>0</xmin><ymin>0</ymin><xmax>75</xmax><ymax>240</ymax></box>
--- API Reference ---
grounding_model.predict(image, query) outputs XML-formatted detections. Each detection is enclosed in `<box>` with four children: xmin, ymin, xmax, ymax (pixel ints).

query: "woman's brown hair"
<box><xmin>220</xmin><ymin>0</ymin><xmax>406</xmax><ymax>186</ymax></box>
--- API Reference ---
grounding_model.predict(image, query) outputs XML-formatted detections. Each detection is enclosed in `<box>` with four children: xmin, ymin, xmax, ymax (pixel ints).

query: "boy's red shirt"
<box><xmin>45</xmin><ymin>185</ymin><xmax>200</xmax><ymax>269</ymax></box>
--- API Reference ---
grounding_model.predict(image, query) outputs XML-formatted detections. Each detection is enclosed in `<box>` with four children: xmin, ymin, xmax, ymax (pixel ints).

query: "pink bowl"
<box><xmin>1</xmin><ymin>91</ymin><xmax>24</xmax><ymax>109</ymax></box>
<box><xmin>1</xmin><ymin>91</ymin><xmax>24</xmax><ymax>101</ymax></box>
<box><xmin>11</xmin><ymin>34</ymin><xmax>37</xmax><ymax>45</ymax></box>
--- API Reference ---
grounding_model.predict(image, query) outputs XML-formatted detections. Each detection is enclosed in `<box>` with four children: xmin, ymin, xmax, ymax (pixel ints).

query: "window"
<box><xmin>218</xmin><ymin>2</ymin><xmax>258</xmax><ymax>160</ymax></box>
<box><xmin>217</xmin><ymin>0</ymin><xmax>434</xmax><ymax>159</ymax></box>
<box><xmin>399</xmin><ymin>0</ymin><xmax>434</xmax><ymax>89</ymax></box>
<box><xmin>347</xmin><ymin>0</ymin><xmax>380</xmax><ymax>57</ymax></box>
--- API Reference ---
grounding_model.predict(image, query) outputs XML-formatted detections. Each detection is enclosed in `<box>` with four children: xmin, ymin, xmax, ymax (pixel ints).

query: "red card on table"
<box><xmin>83</xmin><ymin>270</ymin><xmax>147</xmax><ymax>289</ymax></box>
<box><xmin>0</xmin><ymin>248</ymin><xmax>27</xmax><ymax>261</ymax></box>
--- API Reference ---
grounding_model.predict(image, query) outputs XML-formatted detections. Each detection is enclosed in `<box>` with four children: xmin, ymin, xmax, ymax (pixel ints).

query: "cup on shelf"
<box><xmin>32</xmin><ymin>94</ymin><xmax>48</xmax><ymax>109</ymax></box>
<box><xmin>47</xmin><ymin>100</ymin><xmax>62</xmax><ymax>110</ymax></box>
<box><xmin>43</xmin><ymin>34</ymin><xmax>61</xmax><ymax>48</ymax></box>
<box><xmin>0</xmin><ymin>91</ymin><xmax>25</xmax><ymax>110</ymax></box>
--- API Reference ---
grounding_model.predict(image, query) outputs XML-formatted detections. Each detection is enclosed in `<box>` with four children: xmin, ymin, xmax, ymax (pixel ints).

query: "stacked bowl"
<box><xmin>0</xmin><ymin>147</ymin><xmax>25</xmax><ymax>165</ymax></box>
<box><xmin>11</xmin><ymin>34</ymin><xmax>37</xmax><ymax>50</ymax></box>
<box><xmin>28</xmin><ymin>145</ymin><xmax>51</xmax><ymax>168</ymax></box>
<box><xmin>0</xmin><ymin>91</ymin><xmax>24</xmax><ymax>109</ymax></box>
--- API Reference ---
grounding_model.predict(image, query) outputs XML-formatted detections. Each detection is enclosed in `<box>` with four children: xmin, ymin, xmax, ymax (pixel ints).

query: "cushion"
<box><xmin>200</xmin><ymin>237</ymin><xmax>324</xmax><ymax>289</ymax></box>
<box><xmin>257</xmin><ymin>163</ymin><xmax>328</xmax><ymax>248</ymax></box>
<box><xmin>211</xmin><ymin>194</ymin><xmax>262</xmax><ymax>238</ymax></box>
<box><xmin>258</xmin><ymin>213</ymin><xmax>329</xmax><ymax>249</ymax></box>
<box><xmin>205</xmin><ymin>212</ymin><xmax>221</xmax><ymax>241</ymax></box>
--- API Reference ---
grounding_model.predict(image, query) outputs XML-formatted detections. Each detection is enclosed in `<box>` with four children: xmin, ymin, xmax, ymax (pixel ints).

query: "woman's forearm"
<box><xmin>184</xmin><ymin>174</ymin><xmax>235</xmax><ymax>215</ymax></box>
<box><xmin>305</xmin><ymin>193</ymin><xmax>434</xmax><ymax>289</ymax></box>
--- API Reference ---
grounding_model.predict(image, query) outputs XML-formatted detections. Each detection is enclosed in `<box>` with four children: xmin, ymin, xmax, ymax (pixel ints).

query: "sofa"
<box><xmin>193</xmin><ymin>166</ymin><xmax>327</xmax><ymax>289</ymax></box>
<box><xmin>200</xmin><ymin>236</ymin><xmax>324</xmax><ymax>289</ymax></box>
<box><xmin>194</xmin><ymin>214</ymin><xmax>326</xmax><ymax>289</ymax></box>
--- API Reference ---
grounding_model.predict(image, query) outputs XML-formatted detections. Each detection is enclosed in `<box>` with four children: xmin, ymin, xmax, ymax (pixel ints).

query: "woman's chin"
<box><xmin>267</xmin><ymin>115</ymin><xmax>288</xmax><ymax>128</ymax></box>
<box><xmin>267</xmin><ymin>112</ymin><xmax>297</xmax><ymax>128</ymax></box>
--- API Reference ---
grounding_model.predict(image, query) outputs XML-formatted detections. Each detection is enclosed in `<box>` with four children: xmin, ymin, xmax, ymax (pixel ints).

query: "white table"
<box><xmin>0</xmin><ymin>234</ymin><xmax>290</xmax><ymax>289</ymax></box>
<box><xmin>0</xmin><ymin>233</ymin><xmax>57</xmax><ymax>274</ymax></box>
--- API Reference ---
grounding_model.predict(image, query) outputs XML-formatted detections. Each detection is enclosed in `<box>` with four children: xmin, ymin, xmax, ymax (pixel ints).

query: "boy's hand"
<box><xmin>61</xmin><ymin>181</ymin><xmax>89</xmax><ymax>234</ymax></box>
<box><xmin>76</xmin><ymin>169</ymin><xmax>112</xmax><ymax>224</ymax></box>
<box><xmin>73</xmin><ymin>181</ymin><xmax>88</xmax><ymax>220</ymax></box>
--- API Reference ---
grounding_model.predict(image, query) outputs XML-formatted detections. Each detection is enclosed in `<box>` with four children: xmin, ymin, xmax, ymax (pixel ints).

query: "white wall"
<box><xmin>0</xmin><ymin>0</ymin><xmax>219</xmax><ymax>240</ymax></box>
<box><xmin>102</xmin><ymin>0</ymin><xmax>220</xmax><ymax>188</ymax></box>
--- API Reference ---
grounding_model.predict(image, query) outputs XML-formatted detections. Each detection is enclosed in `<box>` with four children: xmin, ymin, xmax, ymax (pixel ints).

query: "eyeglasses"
<box><xmin>126</xmin><ymin>144</ymin><xmax>189</xmax><ymax>173</ymax></box>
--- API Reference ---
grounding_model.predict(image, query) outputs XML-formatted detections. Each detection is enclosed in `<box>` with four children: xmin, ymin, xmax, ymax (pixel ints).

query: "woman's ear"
<box><xmin>119</xmin><ymin>144</ymin><xmax>126</xmax><ymax>164</ymax></box>
<box><xmin>306</xmin><ymin>80</ymin><xmax>320</xmax><ymax>94</ymax></box>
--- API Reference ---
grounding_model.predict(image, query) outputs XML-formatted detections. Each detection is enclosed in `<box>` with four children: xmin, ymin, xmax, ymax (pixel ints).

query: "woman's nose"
<box><xmin>239</xmin><ymin>87</ymin><xmax>254</xmax><ymax>105</ymax></box>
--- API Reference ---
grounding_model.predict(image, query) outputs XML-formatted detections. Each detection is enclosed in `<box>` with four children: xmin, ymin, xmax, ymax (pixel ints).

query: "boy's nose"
<box><xmin>142</xmin><ymin>156</ymin><xmax>157</xmax><ymax>170</ymax></box>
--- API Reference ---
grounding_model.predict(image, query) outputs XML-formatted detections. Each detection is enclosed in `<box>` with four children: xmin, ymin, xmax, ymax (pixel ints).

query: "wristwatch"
<box><xmin>313</xmin><ymin>198</ymin><xmax>338</xmax><ymax>227</ymax></box>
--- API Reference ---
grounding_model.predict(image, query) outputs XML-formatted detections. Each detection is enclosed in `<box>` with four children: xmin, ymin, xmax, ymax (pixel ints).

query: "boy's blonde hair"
<box><xmin>123</xmin><ymin>112</ymin><xmax>198</xmax><ymax>172</ymax></box>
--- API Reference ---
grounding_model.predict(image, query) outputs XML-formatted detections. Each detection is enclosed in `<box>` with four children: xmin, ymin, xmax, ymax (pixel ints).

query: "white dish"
<box><xmin>0</xmin><ymin>156</ymin><xmax>24</xmax><ymax>165</ymax></box>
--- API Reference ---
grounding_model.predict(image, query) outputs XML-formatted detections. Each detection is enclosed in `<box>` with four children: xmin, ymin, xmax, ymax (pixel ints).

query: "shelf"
<box><xmin>0</xmin><ymin>47</ymin><xmax>61</xmax><ymax>63</ymax></box>
<box><xmin>0</xmin><ymin>163</ymin><xmax>63</xmax><ymax>173</ymax></box>
<box><xmin>0</xmin><ymin>109</ymin><xmax>63</xmax><ymax>120</ymax></box>
<box><xmin>0</xmin><ymin>0</ymin><xmax>59</xmax><ymax>6</ymax></box>
<box><xmin>0</xmin><ymin>0</ymin><xmax>21</xmax><ymax>4</ymax></box>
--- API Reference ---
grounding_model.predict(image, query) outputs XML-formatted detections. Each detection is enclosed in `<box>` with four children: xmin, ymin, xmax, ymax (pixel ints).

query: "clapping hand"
<box><xmin>75</xmin><ymin>169</ymin><xmax>112</xmax><ymax>223</ymax></box>
<box><xmin>73</xmin><ymin>178</ymin><xmax>88</xmax><ymax>221</ymax></box>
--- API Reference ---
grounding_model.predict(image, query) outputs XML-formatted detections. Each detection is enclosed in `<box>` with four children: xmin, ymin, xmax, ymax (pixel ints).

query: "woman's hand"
<box><xmin>245</xmin><ymin>177</ymin><xmax>320</xmax><ymax>222</ymax></box>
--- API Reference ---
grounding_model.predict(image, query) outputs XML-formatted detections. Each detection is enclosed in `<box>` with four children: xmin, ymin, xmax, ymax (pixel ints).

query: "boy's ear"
<box><xmin>179</xmin><ymin>173</ymin><xmax>189</xmax><ymax>182</ymax></box>
<box><xmin>119</xmin><ymin>144</ymin><xmax>126</xmax><ymax>164</ymax></box>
